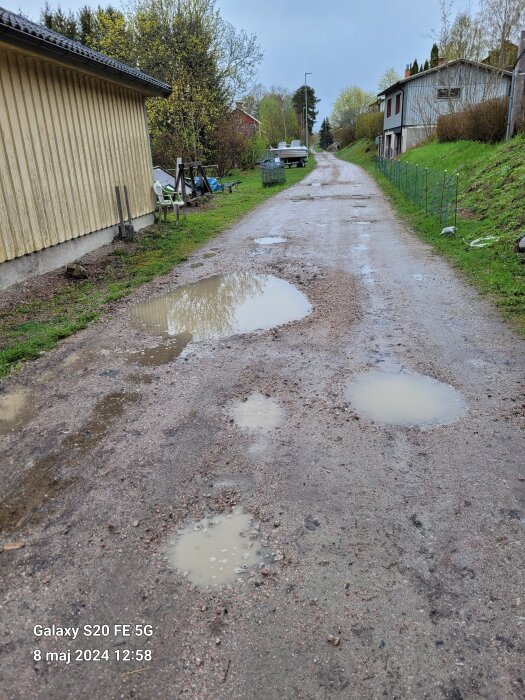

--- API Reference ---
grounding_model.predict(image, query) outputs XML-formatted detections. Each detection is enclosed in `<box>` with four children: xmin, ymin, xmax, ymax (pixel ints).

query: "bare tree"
<box><xmin>480</xmin><ymin>0</ymin><xmax>525</xmax><ymax>50</ymax></box>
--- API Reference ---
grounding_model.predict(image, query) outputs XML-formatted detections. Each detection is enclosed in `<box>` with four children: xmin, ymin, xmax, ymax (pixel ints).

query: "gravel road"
<box><xmin>1</xmin><ymin>153</ymin><xmax>524</xmax><ymax>699</ymax></box>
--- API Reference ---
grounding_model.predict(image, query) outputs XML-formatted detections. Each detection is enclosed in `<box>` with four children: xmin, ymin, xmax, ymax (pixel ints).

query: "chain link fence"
<box><xmin>376</xmin><ymin>157</ymin><xmax>458</xmax><ymax>227</ymax></box>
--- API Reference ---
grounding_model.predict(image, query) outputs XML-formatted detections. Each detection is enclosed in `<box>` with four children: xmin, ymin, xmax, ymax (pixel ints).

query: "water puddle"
<box><xmin>167</xmin><ymin>509</ymin><xmax>262</xmax><ymax>586</ymax></box>
<box><xmin>345</xmin><ymin>371</ymin><xmax>467</xmax><ymax>427</ymax></box>
<box><xmin>0</xmin><ymin>389</ymin><xmax>33</xmax><ymax>435</ymax></box>
<box><xmin>202</xmin><ymin>252</ymin><xmax>217</xmax><ymax>259</ymax></box>
<box><xmin>129</xmin><ymin>274</ymin><xmax>311</xmax><ymax>340</ymax></box>
<box><xmin>190</xmin><ymin>262</ymin><xmax>203</xmax><ymax>268</ymax></box>
<box><xmin>229</xmin><ymin>393</ymin><xmax>283</xmax><ymax>432</ymax></box>
<box><xmin>413</xmin><ymin>273</ymin><xmax>423</xmax><ymax>281</ymax></box>
<box><xmin>126</xmin><ymin>336</ymin><xmax>191</xmax><ymax>367</ymax></box>
<box><xmin>254</xmin><ymin>237</ymin><xmax>287</xmax><ymax>245</ymax></box>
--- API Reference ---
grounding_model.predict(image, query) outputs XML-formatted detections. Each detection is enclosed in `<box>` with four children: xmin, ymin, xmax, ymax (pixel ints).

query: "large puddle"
<box><xmin>167</xmin><ymin>510</ymin><xmax>262</xmax><ymax>587</ymax></box>
<box><xmin>0</xmin><ymin>389</ymin><xmax>33</xmax><ymax>435</ymax></box>
<box><xmin>229</xmin><ymin>393</ymin><xmax>283</xmax><ymax>432</ymax></box>
<box><xmin>129</xmin><ymin>274</ymin><xmax>311</xmax><ymax>339</ymax></box>
<box><xmin>254</xmin><ymin>237</ymin><xmax>287</xmax><ymax>245</ymax></box>
<box><xmin>346</xmin><ymin>372</ymin><xmax>467</xmax><ymax>427</ymax></box>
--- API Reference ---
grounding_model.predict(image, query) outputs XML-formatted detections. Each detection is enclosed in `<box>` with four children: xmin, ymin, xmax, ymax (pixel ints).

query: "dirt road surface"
<box><xmin>1</xmin><ymin>154</ymin><xmax>524</xmax><ymax>699</ymax></box>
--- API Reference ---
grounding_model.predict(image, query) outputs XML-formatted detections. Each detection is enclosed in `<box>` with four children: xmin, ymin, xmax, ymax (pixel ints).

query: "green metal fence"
<box><xmin>376</xmin><ymin>157</ymin><xmax>458</xmax><ymax>226</ymax></box>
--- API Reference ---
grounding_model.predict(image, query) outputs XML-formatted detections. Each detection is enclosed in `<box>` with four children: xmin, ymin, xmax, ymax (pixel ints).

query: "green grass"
<box><xmin>0</xmin><ymin>158</ymin><xmax>315</xmax><ymax>379</ymax></box>
<box><xmin>338</xmin><ymin>137</ymin><xmax>525</xmax><ymax>336</ymax></box>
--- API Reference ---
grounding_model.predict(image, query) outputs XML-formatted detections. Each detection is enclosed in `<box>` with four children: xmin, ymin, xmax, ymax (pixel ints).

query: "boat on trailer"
<box><xmin>268</xmin><ymin>140</ymin><xmax>308</xmax><ymax>167</ymax></box>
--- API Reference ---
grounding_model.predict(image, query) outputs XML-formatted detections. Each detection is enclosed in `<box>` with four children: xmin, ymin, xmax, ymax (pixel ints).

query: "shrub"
<box><xmin>332</xmin><ymin>125</ymin><xmax>356</xmax><ymax>148</ymax></box>
<box><xmin>355</xmin><ymin>112</ymin><xmax>384</xmax><ymax>141</ymax></box>
<box><xmin>437</xmin><ymin>97</ymin><xmax>509</xmax><ymax>144</ymax></box>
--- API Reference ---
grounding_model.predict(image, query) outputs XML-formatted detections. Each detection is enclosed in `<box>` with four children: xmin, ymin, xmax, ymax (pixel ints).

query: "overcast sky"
<box><xmin>7</xmin><ymin>0</ymin><xmax>477</xmax><ymax>127</ymax></box>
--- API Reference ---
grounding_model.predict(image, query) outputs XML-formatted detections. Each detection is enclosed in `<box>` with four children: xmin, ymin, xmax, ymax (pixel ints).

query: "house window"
<box><xmin>437</xmin><ymin>87</ymin><xmax>460</xmax><ymax>99</ymax></box>
<box><xmin>386</xmin><ymin>98</ymin><xmax>392</xmax><ymax>117</ymax></box>
<box><xmin>395</xmin><ymin>94</ymin><xmax>401</xmax><ymax>114</ymax></box>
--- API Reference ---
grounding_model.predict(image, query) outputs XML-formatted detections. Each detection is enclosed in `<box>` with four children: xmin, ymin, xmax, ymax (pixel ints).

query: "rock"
<box><xmin>517</xmin><ymin>235</ymin><xmax>525</xmax><ymax>252</ymax></box>
<box><xmin>3</xmin><ymin>542</ymin><xmax>26</xmax><ymax>551</ymax></box>
<box><xmin>327</xmin><ymin>635</ymin><xmax>340</xmax><ymax>647</ymax></box>
<box><xmin>440</xmin><ymin>226</ymin><xmax>456</xmax><ymax>237</ymax></box>
<box><xmin>305</xmin><ymin>515</ymin><xmax>320</xmax><ymax>530</ymax></box>
<box><xmin>66</xmin><ymin>262</ymin><xmax>88</xmax><ymax>279</ymax></box>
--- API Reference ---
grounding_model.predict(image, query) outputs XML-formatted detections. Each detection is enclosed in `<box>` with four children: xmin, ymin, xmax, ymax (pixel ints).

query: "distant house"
<box><xmin>377</xmin><ymin>59</ymin><xmax>511</xmax><ymax>158</ymax></box>
<box><xmin>0</xmin><ymin>7</ymin><xmax>171</xmax><ymax>289</ymax></box>
<box><xmin>233</xmin><ymin>102</ymin><xmax>261</xmax><ymax>138</ymax></box>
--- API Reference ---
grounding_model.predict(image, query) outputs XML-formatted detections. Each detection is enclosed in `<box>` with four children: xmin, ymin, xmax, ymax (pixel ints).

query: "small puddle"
<box><xmin>202</xmin><ymin>252</ymin><xmax>217</xmax><ymax>259</ymax></box>
<box><xmin>129</xmin><ymin>273</ymin><xmax>311</xmax><ymax>339</ymax></box>
<box><xmin>413</xmin><ymin>273</ymin><xmax>423</xmax><ymax>281</ymax></box>
<box><xmin>229</xmin><ymin>393</ymin><xmax>283</xmax><ymax>432</ymax></box>
<box><xmin>0</xmin><ymin>389</ymin><xmax>34</xmax><ymax>435</ymax></box>
<box><xmin>254</xmin><ymin>237</ymin><xmax>287</xmax><ymax>245</ymax></box>
<box><xmin>127</xmin><ymin>336</ymin><xmax>192</xmax><ymax>367</ymax></box>
<box><xmin>190</xmin><ymin>262</ymin><xmax>203</xmax><ymax>269</ymax></box>
<box><xmin>346</xmin><ymin>372</ymin><xmax>467</xmax><ymax>427</ymax></box>
<box><xmin>167</xmin><ymin>509</ymin><xmax>262</xmax><ymax>586</ymax></box>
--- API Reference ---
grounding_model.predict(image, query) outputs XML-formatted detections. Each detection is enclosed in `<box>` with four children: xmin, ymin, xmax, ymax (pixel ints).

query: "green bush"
<box><xmin>437</xmin><ymin>97</ymin><xmax>509</xmax><ymax>144</ymax></box>
<box><xmin>355</xmin><ymin>112</ymin><xmax>384</xmax><ymax>141</ymax></box>
<box><xmin>332</xmin><ymin>126</ymin><xmax>356</xmax><ymax>148</ymax></box>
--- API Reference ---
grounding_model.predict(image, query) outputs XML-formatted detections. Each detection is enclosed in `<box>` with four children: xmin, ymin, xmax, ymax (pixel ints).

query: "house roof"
<box><xmin>234</xmin><ymin>105</ymin><xmax>261</xmax><ymax>124</ymax></box>
<box><xmin>378</xmin><ymin>58</ymin><xmax>512</xmax><ymax>97</ymax></box>
<box><xmin>0</xmin><ymin>7</ymin><xmax>171</xmax><ymax>97</ymax></box>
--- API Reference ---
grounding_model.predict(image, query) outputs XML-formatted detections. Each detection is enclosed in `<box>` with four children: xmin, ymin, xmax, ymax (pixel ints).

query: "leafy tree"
<box><xmin>378</xmin><ymin>67</ymin><xmax>401</xmax><ymax>91</ymax></box>
<box><xmin>410</xmin><ymin>58</ymin><xmax>419</xmax><ymax>75</ymax></box>
<box><xmin>331</xmin><ymin>86</ymin><xmax>375</xmax><ymax>128</ymax></box>
<box><xmin>430</xmin><ymin>43</ymin><xmax>439</xmax><ymax>67</ymax></box>
<box><xmin>319</xmin><ymin>117</ymin><xmax>334</xmax><ymax>149</ymax></box>
<box><xmin>291</xmin><ymin>85</ymin><xmax>319</xmax><ymax>138</ymax></box>
<box><xmin>259</xmin><ymin>91</ymin><xmax>299</xmax><ymax>146</ymax></box>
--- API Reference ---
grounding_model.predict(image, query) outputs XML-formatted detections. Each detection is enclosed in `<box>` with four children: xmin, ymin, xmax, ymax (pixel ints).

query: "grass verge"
<box><xmin>338</xmin><ymin>138</ymin><xmax>525</xmax><ymax>337</ymax></box>
<box><xmin>0</xmin><ymin>158</ymin><xmax>315</xmax><ymax>379</ymax></box>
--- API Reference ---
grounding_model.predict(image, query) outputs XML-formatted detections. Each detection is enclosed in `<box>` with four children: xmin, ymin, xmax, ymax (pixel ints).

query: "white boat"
<box><xmin>268</xmin><ymin>140</ymin><xmax>308</xmax><ymax>167</ymax></box>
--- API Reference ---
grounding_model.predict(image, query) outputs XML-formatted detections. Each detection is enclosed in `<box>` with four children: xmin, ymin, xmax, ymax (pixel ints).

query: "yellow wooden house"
<box><xmin>0</xmin><ymin>7</ymin><xmax>171</xmax><ymax>289</ymax></box>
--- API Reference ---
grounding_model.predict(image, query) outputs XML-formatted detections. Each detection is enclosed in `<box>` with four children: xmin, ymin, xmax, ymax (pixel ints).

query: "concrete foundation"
<box><xmin>0</xmin><ymin>212</ymin><xmax>154</xmax><ymax>290</ymax></box>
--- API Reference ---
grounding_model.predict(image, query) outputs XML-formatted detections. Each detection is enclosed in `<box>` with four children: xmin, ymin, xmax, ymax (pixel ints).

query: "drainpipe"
<box><xmin>398</xmin><ymin>86</ymin><xmax>406</xmax><ymax>156</ymax></box>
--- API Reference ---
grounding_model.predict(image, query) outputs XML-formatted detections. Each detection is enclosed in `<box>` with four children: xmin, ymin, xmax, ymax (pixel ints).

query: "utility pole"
<box><xmin>304</xmin><ymin>72</ymin><xmax>312</xmax><ymax>149</ymax></box>
<box><xmin>506</xmin><ymin>30</ymin><xmax>525</xmax><ymax>140</ymax></box>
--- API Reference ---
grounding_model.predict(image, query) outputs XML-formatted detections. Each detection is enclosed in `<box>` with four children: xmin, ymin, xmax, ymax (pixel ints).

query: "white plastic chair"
<box><xmin>154</xmin><ymin>181</ymin><xmax>185</xmax><ymax>222</ymax></box>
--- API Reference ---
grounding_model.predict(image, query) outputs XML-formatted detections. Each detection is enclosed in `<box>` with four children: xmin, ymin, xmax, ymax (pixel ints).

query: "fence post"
<box><xmin>439</xmin><ymin>170</ymin><xmax>447</xmax><ymax>223</ymax></box>
<box><xmin>454</xmin><ymin>173</ymin><xmax>459</xmax><ymax>229</ymax></box>
<box><xmin>414</xmin><ymin>165</ymin><xmax>418</xmax><ymax>206</ymax></box>
<box><xmin>425</xmin><ymin>168</ymin><xmax>428</xmax><ymax>214</ymax></box>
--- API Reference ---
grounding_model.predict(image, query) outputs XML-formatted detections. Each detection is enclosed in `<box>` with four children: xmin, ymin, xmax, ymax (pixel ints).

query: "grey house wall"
<box><xmin>403</xmin><ymin>64</ymin><xmax>510</xmax><ymax>127</ymax></box>
<box><xmin>383</xmin><ymin>89</ymin><xmax>403</xmax><ymax>131</ymax></box>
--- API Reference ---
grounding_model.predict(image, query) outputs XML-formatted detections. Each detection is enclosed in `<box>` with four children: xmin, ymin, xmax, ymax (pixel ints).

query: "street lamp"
<box><xmin>304</xmin><ymin>72</ymin><xmax>312</xmax><ymax>150</ymax></box>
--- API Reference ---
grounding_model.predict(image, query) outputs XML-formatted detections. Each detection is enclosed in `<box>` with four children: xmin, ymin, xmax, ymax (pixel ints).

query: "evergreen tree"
<box><xmin>319</xmin><ymin>117</ymin><xmax>334</xmax><ymax>150</ymax></box>
<box><xmin>410</xmin><ymin>58</ymin><xmax>419</xmax><ymax>75</ymax></box>
<box><xmin>430</xmin><ymin>43</ymin><xmax>439</xmax><ymax>67</ymax></box>
<box><xmin>423</xmin><ymin>59</ymin><xmax>429</xmax><ymax>71</ymax></box>
<box><xmin>292</xmin><ymin>85</ymin><xmax>319</xmax><ymax>138</ymax></box>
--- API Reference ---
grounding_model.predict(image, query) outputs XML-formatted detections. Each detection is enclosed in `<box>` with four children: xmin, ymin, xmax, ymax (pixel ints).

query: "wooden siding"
<box><xmin>0</xmin><ymin>45</ymin><xmax>155</xmax><ymax>263</ymax></box>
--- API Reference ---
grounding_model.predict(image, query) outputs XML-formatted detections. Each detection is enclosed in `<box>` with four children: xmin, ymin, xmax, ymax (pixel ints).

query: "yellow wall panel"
<box><xmin>0</xmin><ymin>45</ymin><xmax>155</xmax><ymax>263</ymax></box>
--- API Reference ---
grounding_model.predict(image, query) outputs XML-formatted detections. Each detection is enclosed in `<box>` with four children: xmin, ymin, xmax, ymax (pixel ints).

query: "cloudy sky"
<box><xmin>7</xmin><ymin>0</ymin><xmax>476</xmax><ymax>126</ymax></box>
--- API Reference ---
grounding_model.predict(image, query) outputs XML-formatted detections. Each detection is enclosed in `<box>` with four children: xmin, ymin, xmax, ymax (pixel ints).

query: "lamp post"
<box><xmin>304</xmin><ymin>72</ymin><xmax>312</xmax><ymax>150</ymax></box>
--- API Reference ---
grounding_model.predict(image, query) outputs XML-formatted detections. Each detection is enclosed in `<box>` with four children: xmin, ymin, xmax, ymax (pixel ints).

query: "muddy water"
<box><xmin>167</xmin><ymin>510</ymin><xmax>261</xmax><ymax>586</ymax></box>
<box><xmin>0</xmin><ymin>390</ymin><xmax>33</xmax><ymax>435</ymax></box>
<box><xmin>190</xmin><ymin>262</ymin><xmax>203</xmax><ymax>269</ymax></box>
<box><xmin>129</xmin><ymin>274</ymin><xmax>311</xmax><ymax>339</ymax></box>
<box><xmin>202</xmin><ymin>252</ymin><xmax>217</xmax><ymax>259</ymax></box>
<box><xmin>126</xmin><ymin>335</ymin><xmax>192</xmax><ymax>367</ymax></box>
<box><xmin>229</xmin><ymin>393</ymin><xmax>283</xmax><ymax>432</ymax></box>
<box><xmin>346</xmin><ymin>372</ymin><xmax>467</xmax><ymax>427</ymax></box>
<box><xmin>254</xmin><ymin>237</ymin><xmax>287</xmax><ymax>245</ymax></box>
